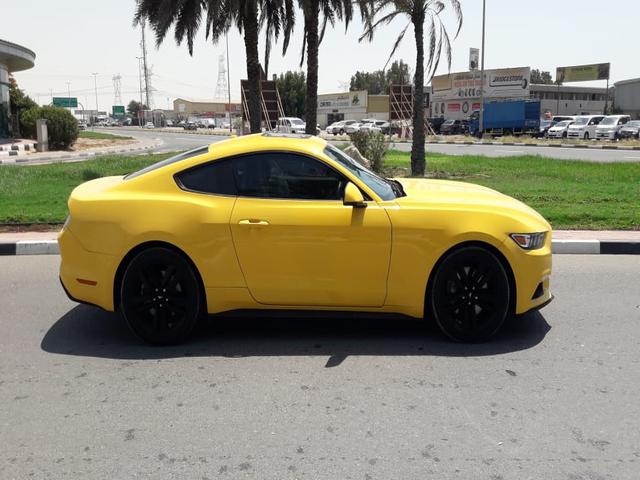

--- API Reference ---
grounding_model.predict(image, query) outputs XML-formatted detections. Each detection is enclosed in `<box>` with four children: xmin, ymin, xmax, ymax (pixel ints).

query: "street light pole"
<box><xmin>91</xmin><ymin>73</ymin><xmax>98</xmax><ymax>126</ymax></box>
<box><xmin>478</xmin><ymin>0</ymin><xmax>486</xmax><ymax>137</ymax></box>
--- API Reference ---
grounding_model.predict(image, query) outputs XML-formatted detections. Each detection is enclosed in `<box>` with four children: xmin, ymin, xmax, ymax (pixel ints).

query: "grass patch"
<box><xmin>79</xmin><ymin>130</ymin><xmax>132</xmax><ymax>140</ymax></box>
<box><xmin>0</xmin><ymin>153</ymin><xmax>171</xmax><ymax>223</ymax></box>
<box><xmin>385</xmin><ymin>150</ymin><xmax>640</xmax><ymax>230</ymax></box>
<box><xmin>0</xmin><ymin>150</ymin><xmax>638</xmax><ymax>229</ymax></box>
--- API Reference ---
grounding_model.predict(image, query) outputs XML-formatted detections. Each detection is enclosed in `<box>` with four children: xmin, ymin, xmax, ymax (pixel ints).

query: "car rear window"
<box><xmin>125</xmin><ymin>146</ymin><xmax>209</xmax><ymax>180</ymax></box>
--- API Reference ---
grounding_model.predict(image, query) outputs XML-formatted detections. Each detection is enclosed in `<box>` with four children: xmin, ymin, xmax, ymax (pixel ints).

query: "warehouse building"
<box><xmin>614</xmin><ymin>78</ymin><xmax>640</xmax><ymax>118</ymax></box>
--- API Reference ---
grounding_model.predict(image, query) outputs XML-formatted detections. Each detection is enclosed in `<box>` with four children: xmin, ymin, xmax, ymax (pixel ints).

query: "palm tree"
<box><xmin>361</xmin><ymin>0</ymin><xmax>462</xmax><ymax>176</ymax></box>
<box><xmin>135</xmin><ymin>0</ymin><xmax>294</xmax><ymax>134</ymax></box>
<box><xmin>298</xmin><ymin>0</ymin><xmax>367</xmax><ymax>134</ymax></box>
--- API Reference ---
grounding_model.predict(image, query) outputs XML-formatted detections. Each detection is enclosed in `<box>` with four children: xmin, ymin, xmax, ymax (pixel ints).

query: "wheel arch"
<box><xmin>113</xmin><ymin>241</ymin><xmax>206</xmax><ymax>312</ymax></box>
<box><xmin>424</xmin><ymin>240</ymin><xmax>517</xmax><ymax>318</ymax></box>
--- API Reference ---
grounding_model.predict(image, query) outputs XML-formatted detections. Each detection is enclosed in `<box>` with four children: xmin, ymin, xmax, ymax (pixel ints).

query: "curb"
<box><xmin>0</xmin><ymin>139</ymin><xmax>162</xmax><ymax>165</ymax></box>
<box><xmin>1</xmin><ymin>239</ymin><xmax>639</xmax><ymax>256</ymax></box>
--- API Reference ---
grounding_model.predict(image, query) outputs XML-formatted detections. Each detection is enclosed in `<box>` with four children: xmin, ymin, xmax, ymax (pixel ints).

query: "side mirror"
<box><xmin>343</xmin><ymin>182</ymin><xmax>367</xmax><ymax>208</ymax></box>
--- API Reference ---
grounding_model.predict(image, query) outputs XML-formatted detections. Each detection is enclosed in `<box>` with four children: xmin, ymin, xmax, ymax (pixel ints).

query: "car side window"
<box><xmin>175</xmin><ymin>159</ymin><xmax>237</xmax><ymax>195</ymax></box>
<box><xmin>232</xmin><ymin>153</ymin><xmax>346</xmax><ymax>200</ymax></box>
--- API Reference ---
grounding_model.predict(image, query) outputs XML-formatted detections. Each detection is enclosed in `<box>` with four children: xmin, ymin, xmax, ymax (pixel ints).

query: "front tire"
<box><xmin>120</xmin><ymin>247</ymin><xmax>202</xmax><ymax>345</ymax></box>
<box><xmin>584</xmin><ymin>132</ymin><xmax>590</xmax><ymax>140</ymax></box>
<box><xmin>429</xmin><ymin>246</ymin><xmax>511</xmax><ymax>342</ymax></box>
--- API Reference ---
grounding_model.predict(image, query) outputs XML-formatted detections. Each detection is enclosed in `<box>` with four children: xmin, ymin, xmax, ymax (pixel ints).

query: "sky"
<box><xmin>3</xmin><ymin>0</ymin><xmax>638</xmax><ymax>112</ymax></box>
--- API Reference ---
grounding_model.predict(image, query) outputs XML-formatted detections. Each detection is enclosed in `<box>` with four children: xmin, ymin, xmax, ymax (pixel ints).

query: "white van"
<box><xmin>595</xmin><ymin>115</ymin><xmax>631</xmax><ymax>140</ymax></box>
<box><xmin>566</xmin><ymin>115</ymin><xmax>605</xmax><ymax>140</ymax></box>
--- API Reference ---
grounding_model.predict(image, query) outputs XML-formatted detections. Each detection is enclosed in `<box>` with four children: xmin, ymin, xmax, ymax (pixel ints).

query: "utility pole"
<box><xmin>141</xmin><ymin>20</ymin><xmax>151</xmax><ymax>113</ymax></box>
<box><xmin>226</xmin><ymin>34</ymin><xmax>232</xmax><ymax>133</ymax></box>
<box><xmin>136</xmin><ymin>56</ymin><xmax>144</xmax><ymax>126</ymax></box>
<box><xmin>91</xmin><ymin>73</ymin><xmax>99</xmax><ymax>125</ymax></box>
<box><xmin>66</xmin><ymin>82</ymin><xmax>71</xmax><ymax>111</ymax></box>
<box><xmin>478</xmin><ymin>0</ymin><xmax>486</xmax><ymax>137</ymax></box>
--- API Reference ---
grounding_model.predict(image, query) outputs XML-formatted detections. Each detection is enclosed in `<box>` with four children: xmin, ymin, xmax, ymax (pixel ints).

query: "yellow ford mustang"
<box><xmin>59</xmin><ymin>133</ymin><xmax>552</xmax><ymax>344</ymax></box>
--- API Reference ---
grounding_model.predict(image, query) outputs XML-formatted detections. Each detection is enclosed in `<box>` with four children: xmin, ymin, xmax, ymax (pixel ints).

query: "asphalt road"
<box><xmin>102</xmin><ymin>127</ymin><xmax>640</xmax><ymax>162</ymax></box>
<box><xmin>2</xmin><ymin>254</ymin><xmax>640</xmax><ymax>479</ymax></box>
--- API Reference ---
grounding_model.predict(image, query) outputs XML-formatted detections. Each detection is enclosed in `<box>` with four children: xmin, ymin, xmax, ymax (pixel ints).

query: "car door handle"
<box><xmin>238</xmin><ymin>219</ymin><xmax>270</xmax><ymax>225</ymax></box>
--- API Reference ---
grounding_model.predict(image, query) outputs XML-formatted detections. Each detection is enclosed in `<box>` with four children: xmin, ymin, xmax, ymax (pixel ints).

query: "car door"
<box><xmin>229</xmin><ymin>151</ymin><xmax>392</xmax><ymax>307</ymax></box>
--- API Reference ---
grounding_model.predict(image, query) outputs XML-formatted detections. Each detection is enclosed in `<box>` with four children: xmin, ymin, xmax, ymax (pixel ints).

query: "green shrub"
<box><xmin>20</xmin><ymin>106</ymin><xmax>79</xmax><ymax>150</ymax></box>
<box><xmin>348</xmin><ymin>130</ymin><xmax>389</xmax><ymax>173</ymax></box>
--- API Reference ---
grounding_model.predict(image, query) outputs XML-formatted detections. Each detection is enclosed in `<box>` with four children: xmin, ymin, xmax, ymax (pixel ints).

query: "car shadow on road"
<box><xmin>41</xmin><ymin>305</ymin><xmax>551</xmax><ymax>366</ymax></box>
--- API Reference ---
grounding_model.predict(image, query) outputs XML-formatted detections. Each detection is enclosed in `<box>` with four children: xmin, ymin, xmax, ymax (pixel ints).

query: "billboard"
<box><xmin>469</xmin><ymin>48</ymin><xmax>479</xmax><ymax>70</ymax></box>
<box><xmin>431</xmin><ymin>67</ymin><xmax>530</xmax><ymax>101</ymax></box>
<box><xmin>318</xmin><ymin>91</ymin><xmax>367</xmax><ymax>111</ymax></box>
<box><xmin>556</xmin><ymin>63</ymin><xmax>610</xmax><ymax>83</ymax></box>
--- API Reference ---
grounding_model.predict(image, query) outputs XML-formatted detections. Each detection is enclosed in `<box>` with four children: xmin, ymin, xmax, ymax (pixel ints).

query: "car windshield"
<box><xmin>574</xmin><ymin>117</ymin><xmax>589</xmax><ymax>126</ymax></box>
<box><xmin>443</xmin><ymin>119</ymin><xmax>455</xmax><ymax>125</ymax></box>
<box><xmin>626</xmin><ymin>121</ymin><xmax>640</xmax><ymax>127</ymax></box>
<box><xmin>323</xmin><ymin>145</ymin><xmax>402</xmax><ymax>201</ymax></box>
<box><xmin>290</xmin><ymin>119</ymin><xmax>304</xmax><ymax>125</ymax></box>
<box><xmin>555</xmin><ymin>120</ymin><xmax>571</xmax><ymax>127</ymax></box>
<box><xmin>599</xmin><ymin>117</ymin><xmax>618</xmax><ymax>126</ymax></box>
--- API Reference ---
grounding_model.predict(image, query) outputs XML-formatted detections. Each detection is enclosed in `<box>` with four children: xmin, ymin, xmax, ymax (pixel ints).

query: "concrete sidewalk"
<box><xmin>1</xmin><ymin>230</ymin><xmax>639</xmax><ymax>256</ymax></box>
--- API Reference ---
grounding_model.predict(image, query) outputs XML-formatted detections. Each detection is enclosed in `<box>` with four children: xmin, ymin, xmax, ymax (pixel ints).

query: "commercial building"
<box><xmin>316</xmin><ymin>91</ymin><xmax>403</xmax><ymax>127</ymax></box>
<box><xmin>614</xmin><ymin>78</ymin><xmax>640</xmax><ymax>118</ymax></box>
<box><xmin>430</xmin><ymin>66</ymin><xmax>608</xmax><ymax>119</ymax></box>
<box><xmin>173</xmin><ymin>98</ymin><xmax>241</xmax><ymax>120</ymax></box>
<box><xmin>0</xmin><ymin>39</ymin><xmax>36</xmax><ymax>138</ymax></box>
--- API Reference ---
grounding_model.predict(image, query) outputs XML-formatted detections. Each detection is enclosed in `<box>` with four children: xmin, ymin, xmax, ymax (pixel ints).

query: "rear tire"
<box><xmin>120</xmin><ymin>247</ymin><xmax>202</xmax><ymax>345</ymax></box>
<box><xmin>429</xmin><ymin>246</ymin><xmax>511</xmax><ymax>342</ymax></box>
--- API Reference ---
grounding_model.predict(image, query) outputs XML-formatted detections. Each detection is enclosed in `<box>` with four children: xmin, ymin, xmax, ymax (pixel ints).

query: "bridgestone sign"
<box><xmin>430</xmin><ymin>67</ymin><xmax>531</xmax><ymax>118</ymax></box>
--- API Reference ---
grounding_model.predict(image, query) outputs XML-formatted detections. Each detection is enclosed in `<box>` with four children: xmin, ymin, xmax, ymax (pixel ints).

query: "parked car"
<box><xmin>546</xmin><ymin>120</ymin><xmax>574</xmax><ymax>139</ymax></box>
<box><xmin>440</xmin><ymin>119</ymin><xmax>469</xmax><ymax>135</ymax></box>
<box><xmin>595</xmin><ymin>115</ymin><xmax>631</xmax><ymax>140</ymax></box>
<box><xmin>77</xmin><ymin>122</ymin><xmax>88</xmax><ymax>131</ymax></box>
<box><xmin>166</xmin><ymin>120</ymin><xmax>174</xmax><ymax>127</ymax></box>
<box><xmin>618</xmin><ymin>120</ymin><xmax>640</xmax><ymax>139</ymax></box>
<box><xmin>326</xmin><ymin>120</ymin><xmax>357</xmax><ymax>135</ymax></box>
<box><xmin>427</xmin><ymin>117</ymin><xmax>446</xmax><ymax>135</ymax></box>
<box><xmin>275</xmin><ymin>117</ymin><xmax>307</xmax><ymax>134</ymax></box>
<box><xmin>59</xmin><ymin>133</ymin><xmax>552</xmax><ymax>345</ymax></box>
<box><xmin>345</xmin><ymin>122</ymin><xmax>362</xmax><ymax>134</ymax></box>
<box><xmin>183</xmin><ymin>122</ymin><xmax>198</xmax><ymax>131</ymax></box>
<box><xmin>360</xmin><ymin>120</ymin><xmax>387</xmax><ymax>133</ymax></box>
<box><xmin>566</xmin><ymin>115</ymin><xmax>605</xmax><ymax>140</ymax></box>
<box><xmin>144</xmin><ymin>122</ymin><xmax>155</xmax><ymax>129</ymax></box>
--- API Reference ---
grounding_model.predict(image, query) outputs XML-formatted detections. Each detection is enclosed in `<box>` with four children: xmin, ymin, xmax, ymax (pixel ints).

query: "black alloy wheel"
<box><xmin>429</xmin><ymin>246</ymin><xmax>511</xmax><ymax>342</ymax></box>
<box><xmin>339</xmin><ymin>128</ymin><xmax>345</xmax><ymax>135</ymax></box>
<box><xmin>120</xmin><ymin>247</ymin><xmax>202</xmax><ymax>345</ymax></box>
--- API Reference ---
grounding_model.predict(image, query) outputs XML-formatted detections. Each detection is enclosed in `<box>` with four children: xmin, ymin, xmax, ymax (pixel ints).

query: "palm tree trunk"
<box><xmin>304</xmin><ymin>0</ymin><xmax>319</xmax><ymax>135</ymax></box>
<box><xmin>411</xmin><ymin>13</ymin><xmax>426</xmax><ymax>176</ymax></box>
<box><xmin>244</xmin><ymin>4</ymin><xmax>262</xmax><ymax>134</ymax></box>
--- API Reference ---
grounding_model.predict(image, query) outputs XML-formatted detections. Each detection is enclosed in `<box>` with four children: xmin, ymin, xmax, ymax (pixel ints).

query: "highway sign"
<box><xmin>52</xmin><ymin>97</ymin><xmax>78</xmax><ymax>108</ymax></box>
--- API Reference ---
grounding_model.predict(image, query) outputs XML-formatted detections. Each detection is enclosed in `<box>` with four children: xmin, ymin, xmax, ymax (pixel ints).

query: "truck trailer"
<box><xmin>469</xmin><ymin>100</ymin><xmax>540</xmax><ymax>137</ymax></box>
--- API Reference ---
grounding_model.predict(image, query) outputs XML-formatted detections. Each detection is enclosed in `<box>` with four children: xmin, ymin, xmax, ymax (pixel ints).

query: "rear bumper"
<box><xmin>58</xmin><ymin>227</ymin><xmax>119</xmax><ymax>311</ymax></box>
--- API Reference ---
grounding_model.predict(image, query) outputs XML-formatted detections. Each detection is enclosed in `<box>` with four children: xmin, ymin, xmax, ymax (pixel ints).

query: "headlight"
<box><xmin>510</xmin><ymin>232</ymin><xmax>547</xmax><ymax>250</ymax></box>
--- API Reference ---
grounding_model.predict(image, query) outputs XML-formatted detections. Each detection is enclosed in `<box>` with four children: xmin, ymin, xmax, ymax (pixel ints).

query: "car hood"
<box><xmin>568</xmin><ymin>124</ymin><xmax>584</xmax><ymax>129</ymax></box>
<box><xmin>394</xmin><ymin>178</ymin><xmax>550</xmax><ymax>228</ymax></box>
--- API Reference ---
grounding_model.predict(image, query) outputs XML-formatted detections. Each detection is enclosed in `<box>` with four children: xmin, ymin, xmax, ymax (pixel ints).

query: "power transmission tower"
<box><xmin>214</xmin><ymin>53</ymin><xmax>228</xmax><ymax>101</ymax></box>
<box><xmin>112</xmin><ymin>74</ymin><xmax>122</xmax><ymax>106</ymax></box>
<box><xmin>337</xmin><ymin>80</ymin><xmax>350</xmax><ymax>92</ymax></box>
